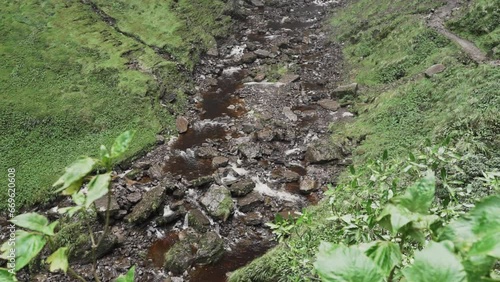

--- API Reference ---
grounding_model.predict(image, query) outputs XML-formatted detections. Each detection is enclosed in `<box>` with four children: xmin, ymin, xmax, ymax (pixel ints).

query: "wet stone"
<box><xmin>187</xmin><ymin>209</ymin><xmax>211</xmax><ymax>233</ymax></box>
<box><xmin>126</xmin><ymin>192</ymin><xmax>142</xmax><ymax>204</ymax></box>
<box><xmin>331</xmin><ymin>83</ymin><xmax>358</xmax><ymax>99</ymax></box>
<box><xmin>283</xmin><ymin>106</ymin><xmax>298</xmax><ymax>122</ymax></box>
<box><xmin>240</xmin><ymin>52</ymin><xmax>257</xmax><ymax>64</ymax></box>
<box><xmin>228</xmin><ymin>179</ymin><xmax>255</xmax><ymax>197</ymax></box>
<box><xmin>125</xmin><ymin>186</ymin><xmax>166</xmax><ymax>224</ymax></box>
<box><xmin>190</xmin><ymin>175</ymin><xmax>215</xmax><ymax>187</ymax></box>
<box><xmin>156</xmin><ymin>206</ymin><xmax>181</xmax><ymax>226</ymax></box>
<box><xmin>279</xmin><ymin>74</ymin><xmax>300</xmax><ymax>84</ymax></box>
<box><xmin>175</xmin><ymin>116</ymin><xmax>189</xmax><ymax>133</ymax></box>
<box><xmin>239</xmin><ymin>143</ymin><xmax>261</xmax><ymax>159</ymax></box>
<box><xmin>95</xmin><ymin>194</ymin><xmax>120</xmax><ymax>219</ymax></box>
<box><xmin>242</xmin><ymin>211</ymin><xmax>263</xmax><ymax>226</ymax></box>
<box><xmin>200</xmin><ymin>185</ymin><xmax>234</xmax><ymax>221</ymax></box>
<box><xmin>238</xmin><ymin>191</ymin><xmax>264</xmax><ymax>212</ymax></box>
<box><xmin>212</xmin><ymin>156</ymin><xmax>229</xmax><ymax>168</ymax></box>
<box><xmin>250</xmin><ymin>0</ymin><xmax>264</xmax><ymax>7</ymax></box>
<box><xmin>300</xmin><ymin>177</ymin><xmax>318</xmax><ymax>194</ymax></box>
<box><xmin>196</xmin><ymin>146</ymin><xmax>218</xmax><ymax>159</ymax></box>
<box><xmin>254</xmin><ymin>49</ymin><xmax>273</xmax><ymax>58</ymax></box>
<box><xmin>254</xmin><ymin>73</ymin><xmax>266</xmax><ymax>82</ymax></box>
<box><xmin>305</xmin><ymin>138</ymin><xmax>343</xmax><ymax>164</ymax></box>
<box><xmin>318</xmin><ymin>99</ymin><xmax>340</xmax><ymax>111</ymax></box>
<box><xmin>282</xmin><ymin>170</ymin><xmax>301</xmax><ymax>182</ymax></box>
<box><xmin>257</xmin><ymin>128</ymin><xmax>276</xmax><ymax>142</ymax></box>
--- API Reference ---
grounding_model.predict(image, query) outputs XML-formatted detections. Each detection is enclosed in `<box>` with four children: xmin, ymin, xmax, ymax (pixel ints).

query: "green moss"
<box><xmin>0</xmin><ymin>0</ymin><xmax>229</xmax><ymax>211</ymax></box>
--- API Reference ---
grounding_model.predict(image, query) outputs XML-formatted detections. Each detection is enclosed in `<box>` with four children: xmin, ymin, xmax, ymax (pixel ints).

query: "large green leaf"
<box><xmin>365</xmin><ymin>241</ymin><xmax>402</xmax><ymax>276</ymax></box>
<box><xmin>110</xmin><ymin>130</ymin><xmax>135</xmax><ymax>159</ymax></box>
<box><xmin>0</xmin><ymin>268</ymin><xmax>17</xmax><ymax>282</ymax></box>
<box><xmin>462</xmin><ymin>254</ymin><xmax>496</xmax><ymax>282</ymax></box>
<box><xmin>393</xmin><ymin>173</ymin><xmax>435</xmax><ymax>214</ymax></box>
<box><xmin>468</xmin><ymin>195</ymin><xmax>500</xmax><ymax>237</ymax></box>
<box><xmin>53</xmin><ymin>157</ymin><xmax>96</xmax><ymax>192</ymax></box>
<box><xmin>377</xmin><ymin>204</ymin><xmax>416</xmax><ymax>234</ymax></box>
<box><xmin>9</xmin><ymin>213</ymin><xmax>57</xmax><ymax>236</ymax></box>
<box><xmin>469</xmin><ymin>232</ymin><xmax>500</xmax><ymax>258</ymax></box>
<box><xmin>114</xmin><ymin>266</ymin><xmax>135</xmax><ymax>282</ymax></box>
<box><xmin>0</xmin><ymin>231</ymin><xmax>46</xmax><ymax>271</ymax></box>
<box><xmin>85</xmin><ymin>173</ymin><xmax>111</xmax><ymax>208</ymax></box>
<box><xmin>46</xmin><ymin>247</ymin><xmax>69</xmax><ymax>273</ymax></box>
<box><xmin>402</xmin><ymin>241</ymin><xmax>467</xmax><ymax>282</ymax></box>
<box><xmin>314</xmin><ymin>242</ymin><xmax>384</xmax><ymax>282</ymax></box>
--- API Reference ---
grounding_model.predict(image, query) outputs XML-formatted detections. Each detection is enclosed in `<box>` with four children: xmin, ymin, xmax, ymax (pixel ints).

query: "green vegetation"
<box><xmin>447</xmin><ymin>0</ymin><xmax>500</xmax><ymax>59</ymax></box>
<box><xmin>0</xmin><ymin>0</ymin><xmax>230</xmax><ymax>210</ymax></box>
<box><xmin>230</xmin><ymin>0</ymin><xmax>499</xmax><ymax>281</ymax></box>
<box><xmin>0</xmin><ymin>131</ymin><xmax>136</xmax><ymax>282</ymax></box>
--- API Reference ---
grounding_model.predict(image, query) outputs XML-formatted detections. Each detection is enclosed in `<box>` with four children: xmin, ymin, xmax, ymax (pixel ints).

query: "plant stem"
<box><xmin>68</xmin><ymin>267</ymin><xmax>87</xmax><ymax>282</ymax></box>
<box><xmin>85</xmin><ymin>219</ymin><xmax>100</xmax><ymax>282</ymax></box>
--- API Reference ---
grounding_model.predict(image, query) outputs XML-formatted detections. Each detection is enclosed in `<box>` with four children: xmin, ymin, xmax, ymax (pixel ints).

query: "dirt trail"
<box><xmin>427</xmin><ymin>0</ymin><xmax>498</xmax><ymax>65</ymax></box>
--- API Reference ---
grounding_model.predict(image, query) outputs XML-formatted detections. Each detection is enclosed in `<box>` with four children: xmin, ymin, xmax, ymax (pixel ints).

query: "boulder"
<box><xmin>318</xmin><ymin>99</ymin><xmax>340</xmax><ymax>111</ymax></box>
<box><xmin>190</xmin><ymin>175</ymin><xmax>214</xmax><ymax>187</ymax></box>
<box><xmin>240</xmin><ymin>52</ymin><xmax>257</xmax><ymax>64</ymax></box>
<box><xmin>228</xmin><ymin>179</ymin><xmax>255</xmax><ymax>197</ymax></box>
<box><xmin>212</xmin><ymin>156</ymin><xmax>229</xmax><ymax>168</ymax></box>
<box><xmin>424</xmin><ymin>64</ymin><xmax>446</xmax><ymax>78</ymax></box>
<box><xmin>94</xmin><ymin>194</ymin><xmax>120</xmax><ymax>219</ymax></box>
<box><xmin>238</xmin><ymin>191</ymin><xmax>264</xmax><ymax>212</ymax></box>
<box><xmin>331</xmin><ymin>83</ymin><xmax>358</xmax><ymax>99</ymax></box>
<box><xmin>187</xmin><ymin>209</ymin><xmax>211</xmax><ymax>233</ymax></box>
<box><xmin>164</xmin><ymin>231</ymin><xmax>224</xmax><ymax>275</ymax></box>
<box><xmin>300</xmin><ymin>177</ymin><xmax>318</xmax><ymax>193</ymax></box>
<box><xmin>196</xmin><ymin>147</ymin><xmax>218</xmax><ymax>159</ymax></box>
<box><xmin>242</xmin><ymin>212</ymin><xmax>263</xmax><ymax>226</ymax></box>
<box><xmin>239</xmin><ymin>143</ymin><xmax>261</xmax><ymax>159</ymax></box>
<box><xmin>195</xmin><ymin>231</ymin><xmax>225</xmax><ymax>265</ymax></box>
<box><xmin>257</xmin><ymin>129</ymin><xmax>276</xmax><ymax>142</ymax></box>
<box><xmin>305</xmin><ymin>139</ymin><xmax>343</xmax><ymax>164</ymax></box>
<box><xmin>283</xmin><ymin>107</ymin><xmax>298</xmax><ymax>122</ymax></box>
<box><xmin>279</xmin><ymin>74</ymin><xmax>300</xmax><ymax>84</ymax></box>
<box><xmin>254</xmin><ymin>49</ymin><xmax>272</xmax><ymax>58</ymax></box>
<box><xmin>125</xmin><ymin>186</ymin><xmax>166</xmax><ymax>224</ymax></box>
<box><xmin>200</xmin><ymin>185</ymin><xmax>234</xmax><ymax>221</ymax></box>
<box><xmin>175</xmin><ymin>116</ymin><xmax>189</xmax><ymax>134</ymax></box>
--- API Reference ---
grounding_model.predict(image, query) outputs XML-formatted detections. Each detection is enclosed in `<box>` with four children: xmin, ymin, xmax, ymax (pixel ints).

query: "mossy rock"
<box><xmin>200</xmin><ymin>185</ymin><xmax>234</xmax><ymax>221</ymax></box>
<box><xmin>125</xmin><ymin>185</ymin><xmax>166</xmax><ymax>224</ymax></box>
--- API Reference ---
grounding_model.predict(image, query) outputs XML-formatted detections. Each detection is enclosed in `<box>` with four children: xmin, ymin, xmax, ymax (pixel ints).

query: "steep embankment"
<box><xmin>230</xmin><ymin>0</ymin><xmax>499</xmax><ymax>281</ymax></box>
<box><xmin>0</xmin><ymin>0</ymin><xmax>229</xmax><ymax>210</ymax></box>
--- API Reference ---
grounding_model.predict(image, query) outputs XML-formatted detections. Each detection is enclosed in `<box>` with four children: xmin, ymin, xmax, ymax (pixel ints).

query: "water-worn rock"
<box><xmin>254</xmin><ymin>73</ymin><xmax>266</xmax><ymax>82</ymax></box>
<box><xmin>282</xmin><ymin>170</ymin><xmax>301</xmax><ymax>182</ymax></box>
<box><xmin>190</xmin><ymin>175</ymin><xmax>214</xmax><ymax>187</ymax></box>
<box><xmin>212</xmin><ymin>156</ymin><xmax>229</xmax><ymax>168</ymax></box>
<box><xmin>318</xmin><ymin>99</ymin><xmax>340</xmax><ymax>111</ymax></box>
<box><xmin>279</xmin><ymin>74</ymin><xmax>300</xmax><ymax>84</ymax></box>
<box><xmin>156</xmin><ymin>206</ymin><xmax>181</xmax><ymax>226</ymax></box>
<box><xmin>240</xmin><ymin>52</ymin><xmax>257</xmax><ymax>64</ymax></box>
<box><xmin>126</xmin><ymin>192</ymin><xmax>142</xmax><ymax>204</ymax></box>
<box><xmin>94</xmin><ymin>194</ymin><xmax>120</xmax><ymax>219</ymax></box>
<box><xmin>196</xmin><ymin>147</ymin><xmax>218</xmax><ymax>159</ymax></box>
<box><xmin>249</xmin><ymin>0</ymin><xmax>264</xmax><ymax>7</ymax></box>
<box><xmin>242</xmin><ymin>211</ymin><xmax>263</xmax><ymax>226</ymax></box>
<box><xmin>125</xmin><ymin>186</ymin><xmax>166</xmax><ymax>224</ymax></box>
<box><xmin>187</xmin><ymin>209</ymin><xmax>211</xmax><ymax>233</ymax></box>
<box><xmin>257</xmin><ymin>129</ymin><xmax>276</xmax><ymax>142</ymax></box>
<box><xmin>239</xmin><ymin>143</ymin><xmax>261</xmax><ymax>159</ymax></box>
<box><xmin>73</xmin><ymin>233</ymin><xmax>118</xmax><ymax>263</ymax></box>
<box><xmin>305</xmin><ymin>139</ymin><xmax>343</xmax><ymax>164</ymax></box>
<box><xmin>228</xmin><ymin>179</ymin><xmax>255</xmax><ymax>197</ymax></box>
<box><xmin>163</xmin><ymin>231</ymin><xmax>224</xmax><ymax>275</ymax></box>
<box><xmin>200</xmin><ymin>185</ymin><xmax>234</xmax><ymax>221</ymax></box>
<box><xmin>254</xmin><ymin>49</ymin><xmax>272</xmax><ymax>58</ymax></box>
<box><xmin>238</xmin><ymin>191</ymin><xmax>264</xmax><ymax>212</ymax></box>
<box><xmin>176</xmin><ymin>116</ymin><xmax>189</xmax><ymax>133</ymax></box>
<box><xmin>331</xmin><ymin>83</ymin><xmax>358</xmax><ymax>99</ymax></box>
<box><xmin>424</xmin><ymin>64</ymin><xmax>446</xmax><ymax>77</ymax></box>
<box><xmin>283</xmin><ymin>106</ymin><xmax>298</xmax><ymax>122</ymax></box>
<box><xmin>300</xmin><ymin>177</ymin><xmax>318</xmax><ymax>193</ymax></box>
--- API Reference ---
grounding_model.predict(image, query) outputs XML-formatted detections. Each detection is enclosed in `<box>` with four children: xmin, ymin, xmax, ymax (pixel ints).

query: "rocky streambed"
<box><xmin>18</xmin><ymin>0</ymin><xmax>360</xmax><ymax>281</ymax></box>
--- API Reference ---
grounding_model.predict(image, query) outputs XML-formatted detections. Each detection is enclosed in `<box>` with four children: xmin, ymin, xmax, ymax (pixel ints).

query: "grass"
<box><xmin>229</xmin><ymin>0</ymin><xmax>500</xmax><ymax>281</ymax></box>
<box><xmin>0</xmin><ymin>0</ymin><xmax>229</xmax><ymax>210</ymax></box>
<box><xmin>446</xmin><ymin>0</ymin><xmax>500</xmax><ymax>59</ymax></box>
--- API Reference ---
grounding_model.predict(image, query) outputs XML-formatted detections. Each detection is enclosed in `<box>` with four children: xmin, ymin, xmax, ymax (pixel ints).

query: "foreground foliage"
<box><xmin>0</xmin><ymin>132</ymin><xmax>136</xmax><ymax>281</ymax></box>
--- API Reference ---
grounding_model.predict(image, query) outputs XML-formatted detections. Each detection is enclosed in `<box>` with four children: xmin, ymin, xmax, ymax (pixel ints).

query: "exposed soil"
<box><xmin>3</xmin><ymin>0</ymin><xmax>355</xmax><ymax>281</ymax></box>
